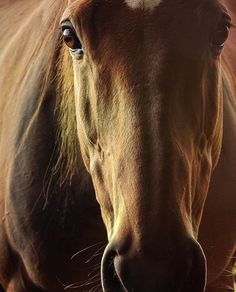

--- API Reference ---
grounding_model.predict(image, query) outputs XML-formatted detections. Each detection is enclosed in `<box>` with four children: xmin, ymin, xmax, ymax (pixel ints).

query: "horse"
<box><xmin>0</xmin><ymin>0</ymin><xmax>235</xmax><ymax>291</ymax></box>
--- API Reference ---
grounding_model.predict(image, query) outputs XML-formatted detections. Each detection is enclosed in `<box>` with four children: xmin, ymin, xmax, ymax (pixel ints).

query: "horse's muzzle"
<box><xmin>101</xmin><ymin>239</ymin><xmax>206</xmax><ymax>292</ymax></box>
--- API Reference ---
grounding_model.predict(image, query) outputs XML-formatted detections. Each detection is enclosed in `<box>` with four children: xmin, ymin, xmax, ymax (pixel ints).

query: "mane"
<box><xmin>42</xmin><ymin>0</ymin><xmax>81</xmax><ymax>182</ymax></box>
<box><xmin>55</xmin><ymin>46</ymin><xmax>81</xmax><ymax>182</ymax></box>
<box><xmin>36</xmin><ymin>0</ymin><xmax>81</xmax><ymax>182</ymax></box>
<box><xmin>0</xmin><ymin>0</ymin><xmax>80</xmax><ymax>183</ymax></box>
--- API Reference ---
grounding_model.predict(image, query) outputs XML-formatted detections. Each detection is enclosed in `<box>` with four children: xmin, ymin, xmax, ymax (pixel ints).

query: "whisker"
<box><xmin>64</xmin><ymin>282</ymin><xmax>81</xmax><ymax>289</ymax></box>
<box><xmin>64</xmin><ymin>277</ymin><xmax>100</xmax><ymax>290</ymax></box>
<box><xmin>57</xmin><ymin>243</ymin><xmax>104</xmax><ymax>291</ymax></box>
<box><xmin>71</xmin><ymin>242</ymin><xmax>104</xmax><ymax>260</ymax></box>
<box><xmin>90</xmin><ymin>283</ymin><xmax>102</xmax><ymax>292</ymax></box>
<box><xmin>83</xmin><ymin>273</ymin><xmax>101</xmax><ymax>284</ymax></box>
<box><xmin>88</xmin><ymin>265</ymin><xmax>101</xmax><ymax>278</ymax></box>
<box><xmin>85</xmin><ymin>251</ymin><xmax>104</xmax><ymax>264</ymax></box>
<box><xmin>56</xmin><ymin>276</ymin><xmax>68</xmax><ymax>288</ymax></box>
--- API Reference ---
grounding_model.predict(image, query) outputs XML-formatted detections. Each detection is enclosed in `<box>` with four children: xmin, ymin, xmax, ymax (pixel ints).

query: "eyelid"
<box><xmin>61</xmin><ymin>20</ymin><xmax>75</xmax><ymax>31</ymax></box>
<box><xmin>225</xmin><ymin>20</ymin><xmax>234</xmax><ymax>29</ymax></box>
<box><xmin>222</xmin><ymin>13</ymin><xmax>234</xmax><ymax>29</ymax></box>
<box><xmin>60</xmin><ymin>10</ymin><xmax>74</xmax><ymax>26</ymax></box>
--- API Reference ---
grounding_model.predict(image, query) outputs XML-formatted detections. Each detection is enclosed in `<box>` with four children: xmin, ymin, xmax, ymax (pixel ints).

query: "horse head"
<box><xmin>60</xmin><ymin>0</ymin><xmax>231</xmax><ymax>290</ymax></box>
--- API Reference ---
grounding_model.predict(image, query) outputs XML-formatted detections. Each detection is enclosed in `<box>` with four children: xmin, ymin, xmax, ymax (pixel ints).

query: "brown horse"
<box><xmin>0</xmin><ymin>0</ymin><xmax>235</xmax><ymax>291</ymax></box>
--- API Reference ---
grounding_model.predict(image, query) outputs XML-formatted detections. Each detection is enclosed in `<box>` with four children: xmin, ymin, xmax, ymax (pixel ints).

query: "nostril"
<box><xmin>102</xmin><ymin>249</ymin><xmax>125</xmax><ymax>292</ymax></box>
<box><xmin>108</xmin><ymin>254</ymin><xmax>119</xmax><ymax>282</ymax></box>
<box><xmin>102</xmin><ymin>240</ymin><xmax>206</xmax><ymax>292</ymax></box>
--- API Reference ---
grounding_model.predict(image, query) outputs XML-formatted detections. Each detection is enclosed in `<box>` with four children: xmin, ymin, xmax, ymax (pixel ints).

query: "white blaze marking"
<box><xmin>125</xmin><ymin>0</ymin><xmax>162</xmax><ymax>10</ymax></box>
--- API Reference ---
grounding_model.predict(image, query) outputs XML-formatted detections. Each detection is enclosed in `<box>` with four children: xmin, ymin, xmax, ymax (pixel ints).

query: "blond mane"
<box><xmin>55</xmin><ymin>47</ymin><xmax>81</xmax><ymax>182</ymax></box>
<box><xmin>0</xmin><ymin>0</ymin><xmax>80</xmax><ymax>183</ymax></box>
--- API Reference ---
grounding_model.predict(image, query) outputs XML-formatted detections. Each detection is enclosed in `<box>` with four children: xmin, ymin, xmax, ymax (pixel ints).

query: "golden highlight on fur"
<box><xmin>55</xmin><ymin>46</ymin><xmax>80</xmax><ymax>182</ymax></box>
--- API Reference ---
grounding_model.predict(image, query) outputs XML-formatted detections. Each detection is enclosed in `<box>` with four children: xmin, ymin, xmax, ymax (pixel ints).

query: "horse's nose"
<box><xmin>101</xmin><ymin>239</ymin><xmax>206</xmax><ymax>292</ymax></box>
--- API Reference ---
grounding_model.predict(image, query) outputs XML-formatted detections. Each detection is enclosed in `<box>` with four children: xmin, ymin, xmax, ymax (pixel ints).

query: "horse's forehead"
<box><xmin>125</xmin><ymin>0</ymin><xmax>162</xmax><ymax>10</ymax></box>
<box><xmin>68</xmin><ymin>0</ymin><xmax>164</xmax><ymax>14</ymax></box>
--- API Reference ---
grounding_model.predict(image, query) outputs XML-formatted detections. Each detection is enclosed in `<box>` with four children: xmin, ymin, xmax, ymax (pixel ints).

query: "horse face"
<box><xmin>61</xmin><ymin>0</ymin><xmax>230</xmax><ymax>290</ymax></box>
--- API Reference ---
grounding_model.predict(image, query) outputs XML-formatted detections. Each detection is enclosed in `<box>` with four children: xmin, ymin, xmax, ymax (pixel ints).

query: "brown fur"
<box><xmin>0</xmin><ymin>0</ymin><xmax>235</xmax><ymax>291</ymax></box>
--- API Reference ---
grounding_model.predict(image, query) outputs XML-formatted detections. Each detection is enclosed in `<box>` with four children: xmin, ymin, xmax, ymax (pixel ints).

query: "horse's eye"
<box><xmin>62</xmin><ymin>26</ymin><xmax>82</xmax><ymax>51</ymax></box>
<box><xmin>212</xmin><ymin>17</ymin><xmax>231</xmax><ymax>56</ymax></box>
<box><xmin>213</xmin><ymin>25</ymin><xmax>230</xmax><ymax>47</ymax></box>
